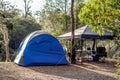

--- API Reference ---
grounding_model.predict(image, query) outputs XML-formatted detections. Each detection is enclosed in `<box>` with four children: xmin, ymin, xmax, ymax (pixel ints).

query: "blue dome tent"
<box><xmin>14</xmin><ymin>31</ymin><xmax>68</xmax><ymax>66</ymax></box>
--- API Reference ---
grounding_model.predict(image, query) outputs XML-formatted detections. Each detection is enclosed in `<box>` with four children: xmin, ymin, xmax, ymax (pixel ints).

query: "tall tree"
<box><xmin>0</xmin><ymin>25</ymin><xmax>10</xmax><ymax>61</ymax></box>
<box><xmin>79</xmin><ymin>0</ymin><xmax>120</xmax><ymax>35</ymax></box>
<box><xmin>23</xmin><ymin>0</ymin><xmax>32</xmax><ymax>18</ymax></box>
<box><xmin>39</xmin><ymin>0</ymin><xmax>71</xmax><ymax>36</ymax></box>
<box><xmin>9</xmin><ymin>18</ymin><xmax>41</xmax><ymax>51</ymax></box>
<box><xmin>0</xmin><ymin>0</ymin><xmax>18</xmax><ymax>61</ymax></box>
<box><xmin>71</xmin><ymin>0</ymin><xmax>76</xmax><ymax>64</ymax></box>
<box><xmin>78</xmin><ymin>0</ymin><xmax>120</xmax><ymax>77</ymax></box>
<box><xmin>65</xmin><ymin>0</ymin><xmax>67</xmax><ymax>29</ymax></box>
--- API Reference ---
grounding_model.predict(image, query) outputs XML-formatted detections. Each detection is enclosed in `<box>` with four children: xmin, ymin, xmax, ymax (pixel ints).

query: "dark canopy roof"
<box><xmin>58</xmin><ymin>25</ymin><xmax>113</xmax><ymax>40</ymax></box>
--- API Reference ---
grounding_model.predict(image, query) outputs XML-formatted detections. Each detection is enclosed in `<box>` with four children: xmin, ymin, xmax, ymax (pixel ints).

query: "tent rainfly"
<box><xmin>14</xmin><ymin>31</ymin><xmax>68</xmax><ymax>66</ymax></box>
<box><xmin>57</xmin><ymin>25</ymin><xmax>113</xmax><ymax>40</ymax></box>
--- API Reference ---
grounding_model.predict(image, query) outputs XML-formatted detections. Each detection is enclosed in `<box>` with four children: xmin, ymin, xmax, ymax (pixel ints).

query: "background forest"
<box><xmin>0</xmin><ymin>0</ymin><xmax>120</xmax><ymax>62</ymax></box>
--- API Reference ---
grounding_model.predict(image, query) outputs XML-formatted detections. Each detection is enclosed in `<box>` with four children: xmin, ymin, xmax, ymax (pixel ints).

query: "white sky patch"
<box><xmin>5</xmin><ymin>0</ymin><xmax>45</xmax><ymax>12</ymax></box>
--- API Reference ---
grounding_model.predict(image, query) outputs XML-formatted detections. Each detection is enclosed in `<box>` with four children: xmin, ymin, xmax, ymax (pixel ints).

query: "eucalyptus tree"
<box><xmin>23</xmin><ymin>0</ymin><xmax>33</xmax><ymax>18</ymax></box>
<box><xmin>71</xmin><ymin>0</ymin><xmax>76</xmax><ymax>64</ymax></box>
<box><xmin>9</xmin><ymin>18</ymin><xmax>41</xmax><ymax>51</ymax></box>
<box><xmin>39</xmin><ymin>0</ymin><xmax>71</xmax><ymax>36</ymax></box>
<box><xmin>78</xmin><ymin>0</ymin><xmax>120</xmax><ymax>76</ymax></box>
<box><xmin>0</xmin><ymin>0</ymin><xmax>18</xmax><ymax>61</ymax></box>
<box><xmin>78</xmin><ymin>0</ymin><xmax>120</xmax><ymax>57</ymax></box>
<box><xmin>79</xmin><ymin>0</ymin><xmax>120</xmax><ymax>35</ymax></box>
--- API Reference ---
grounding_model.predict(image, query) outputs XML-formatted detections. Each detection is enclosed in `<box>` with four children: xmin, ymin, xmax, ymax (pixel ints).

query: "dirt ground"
<box><xmin>0</xmin><ymin>59</ymin><xmax>118</xmax><ymax>80</ymax></box>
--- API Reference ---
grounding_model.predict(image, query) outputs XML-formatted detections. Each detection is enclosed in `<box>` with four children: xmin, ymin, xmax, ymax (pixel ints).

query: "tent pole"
<box><xmin>92</xmin><ymin>39</ymin><xmax>96</xmax><ymax>51</ymax></box>
<box><xmin>80</xmin><ymin>39</ymin><xmax>83</xmax><ymax>63</ymax></box>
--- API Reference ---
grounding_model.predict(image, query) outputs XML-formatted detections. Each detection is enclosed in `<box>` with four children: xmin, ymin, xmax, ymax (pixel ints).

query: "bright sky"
<box><xmin>5</xmin><ymin>0</ymin><xmax>45</xmax><ymax>13</ymax></box>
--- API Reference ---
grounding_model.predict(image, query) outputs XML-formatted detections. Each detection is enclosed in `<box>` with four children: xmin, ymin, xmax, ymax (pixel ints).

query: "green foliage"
<box><xmin>39</xmin><ymin>0</ymin><xmax>71</xmax><ymax>36</ymax></box>
<box><xmin>44</xmin><ymin>0</ymin><xmax>70</xmax><ymax>13</ymax></box>
<box><xmin>0</xmin><ymin>0</ymin><xmax>19</xmax><ymax>31</ymax></box>
<box><xmin>39</xmin><ymin>0</ymin><xmax>84</xmax><ymax>37</ymax></box>
<box><xmin>57</xmin><ymin>13</ymin><xmax>70</xmax><ymax>24</ymax></box>
<box><xmin>9</xmin><ymin>18</ymin><xmax>41</xmax><ymax>50</ymax></box>
<box><xmin>116</xmin><ymin>58</ymin><xmax>120</xmax><ymax>80</ymax></box>
<box><xmin>6</xmin><ymin>22</ymin><xmax>13</xmax><ymax>30</ymax></box>
<box><xmin>116</xmin><ymin>59</ymin><xmax>120</xmax><ymax>67</ymax></box>
<box><xmin>110</xmin><ymin>41</ymin><xmax>120</xmax><ymax>58</ymax></box>
<box><xmin>79</xmin><ymin>0</ymin><xmax>120</xmax><ymax>35</ymax></box>
<box><xmin>75</xmin><ymin>0</ymin><xmax>84</xmax><ymax>28</ymax></box>
<box><xmin>0</xmin><ymin>0</ymin><xmax>43</xmax><ymax>62</ymax></box>
<box><xmin>78</xmin><ymin>1</ymin><xmax>120</xmax><ymax>76</ymax></box>
<box><xmin>116</xmin><ymin>69</ymin><xmax>120</xmax><ymax>75</ymax></box>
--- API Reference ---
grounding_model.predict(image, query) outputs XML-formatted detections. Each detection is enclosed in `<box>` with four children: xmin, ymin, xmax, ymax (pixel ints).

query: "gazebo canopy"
<box><xmin>58</xmin><ymin>25</ymin><xmax>113</xmax><ymax>40</ymax></box>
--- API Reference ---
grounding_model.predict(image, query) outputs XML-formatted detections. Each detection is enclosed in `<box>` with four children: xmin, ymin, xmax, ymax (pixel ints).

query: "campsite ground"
<box><xmin>0</xmin><ymin>59</ymin><xmax>118</xmax><ymax>80</ymax></box>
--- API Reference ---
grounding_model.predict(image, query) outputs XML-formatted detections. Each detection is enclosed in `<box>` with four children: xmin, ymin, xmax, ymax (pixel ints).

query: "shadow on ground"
<box><xmin>28</xmin><ymin>62</ymin><xmax>117</xmax><ymax>80</ymax></box>
<box><xmin>0</xmin><ymin>61</ymin><xmax>118</xmax><ymax>80</ymax></box>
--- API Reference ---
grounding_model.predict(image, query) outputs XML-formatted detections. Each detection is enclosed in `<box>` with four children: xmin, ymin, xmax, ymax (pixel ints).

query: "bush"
<box><xmin>116</xmin><ymin>58</ymin><xmax>120</xmax><ymax>79</ymax></box>
<box><xmin>9</xmin><ymin>18</ymin><xmax>41</xmax><ymax>51</ymax></box>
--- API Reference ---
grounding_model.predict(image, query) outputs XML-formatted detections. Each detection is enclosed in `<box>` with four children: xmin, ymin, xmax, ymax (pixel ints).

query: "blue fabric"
<box><xmin>23</xmin><ymin>34</ymin><xmax>68</xmax><ymax>66</ymax></box>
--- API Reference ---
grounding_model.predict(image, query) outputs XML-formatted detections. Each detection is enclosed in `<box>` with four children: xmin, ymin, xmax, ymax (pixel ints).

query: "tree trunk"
<box><xmin>24</xmin><ymin>0</ymin><xmax>27</xmax><ymax>18</ymax></box>
<box><xmin>2</xmin><ymin>26</ymin><xmax>11</xmax><ymax>62</ymax></box>
<box><xmin>79</xmin><ymin>39</ymin><xmax>83</xmax><ymax>63</ymax></box>
<box><xmin>5</xmin><ymin>41</ymin><xmax>10</xmax><ymax>62</ymax></box>
<box><xmin>92</xmin><ymin>39</ymin><xmax>96</xmax><ymax>51</ymax></box>
<box><xmin>23</xmin><ymin>0</ymin><xmax>32</xmax><ymax>18</ymax></box>
<box><xmin>71</xmin><ymin>0</ymin><xmax>76</xmax><ymax>64</ymax></box>
<box><xmin>65</xmin><ymin>0</ymin><xmax>68</xmax><ymax>30</ymax></box>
